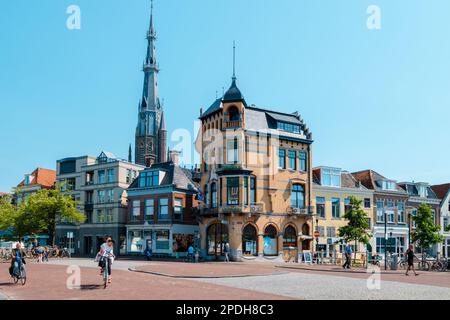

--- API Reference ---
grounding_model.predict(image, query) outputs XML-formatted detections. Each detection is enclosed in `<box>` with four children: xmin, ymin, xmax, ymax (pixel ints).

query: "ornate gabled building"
<box><xmin>135</xmin><ymin>1</ymin><xmax>167</xmax><ymax>167</ymax></box>
<box><xmin>196</xmin><ymin>70</ymin><xmax>314</xmax><ymax>262</ymax></box>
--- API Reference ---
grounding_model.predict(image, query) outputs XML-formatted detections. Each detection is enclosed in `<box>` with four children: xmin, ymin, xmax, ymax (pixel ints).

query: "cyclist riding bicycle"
<box><xmin>96</xmin><ymin>238</ymin><xmax>115</xmax><ymax>284</ymax></box>
<box><xmin>9</xmin><ymin>243</ymin><xmax>26</xmax><ymax>278</ymax></box>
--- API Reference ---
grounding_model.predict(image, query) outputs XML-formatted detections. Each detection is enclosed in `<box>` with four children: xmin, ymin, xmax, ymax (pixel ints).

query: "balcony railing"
<box><xmin>289</xmin><ymin>206</ymin><xmax>314</xmax><ymax>216</ymax></box>
<box><xmin>224</xmin><ymin>120</ymin><xmax>242</xmax><ymax>129</ymax></box>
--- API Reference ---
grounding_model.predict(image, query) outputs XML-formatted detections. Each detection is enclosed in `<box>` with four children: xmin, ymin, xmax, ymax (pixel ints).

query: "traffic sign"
<box><xmin>314</xmin><ymin>230</ymin><xmax>320</xmax><ymax>238</ymax></box>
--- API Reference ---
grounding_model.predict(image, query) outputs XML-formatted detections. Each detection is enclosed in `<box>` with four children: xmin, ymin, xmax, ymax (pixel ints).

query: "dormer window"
<box><xmin>24</xmin><ymin>174</ymin><xmax>34</xmax><ymax>186</ymax></box>
<box><xmin>277</xmin><ymin>121</ymin><xmax>300</xmax><ymax>134</ymax></box>
<box><xmin>381</xmin><ymin>180</ymin><xmax>396</xmax><ymax>191</ymax></box>
<box><xmin>418</xmin><ymin>185</ymin><xmax>428</xmax><ymax>198</ymax></box>
<box><xmin>321</xmin><ymin>168</ymin><xmax>341</xmax><ymax>187</ymax></box>
<box><xmin>138</xmin><ymin>170</ymin><xmax>159</xmax><ymax>188</ymax></box>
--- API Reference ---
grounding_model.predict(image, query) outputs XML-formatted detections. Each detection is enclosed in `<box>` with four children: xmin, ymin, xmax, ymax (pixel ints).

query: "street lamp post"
<box><xmin>408</xmin><ymin>212</ymin><xmax>412</xmax><ymax>246</ymax></box>
<box><xmin>315</xmin><ymin>217</ymin><xmax>319</xmax><ymax>252</ymax></box>
<box><xmin>384</xmin><ymin>211</ymin><xmax>387</xmax><ymax>271</ymax></box>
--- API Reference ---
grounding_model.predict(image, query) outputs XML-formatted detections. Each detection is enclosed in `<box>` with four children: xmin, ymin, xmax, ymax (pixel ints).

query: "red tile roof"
<box><xmin>431</xmin><ymin>183</ymin><xmax>450</xmax><ymax>200</ymax></box>
<box><xmin>17</xmin><ymin>168</ymin><xmax>56</xmax><ymax>189</ymax></box>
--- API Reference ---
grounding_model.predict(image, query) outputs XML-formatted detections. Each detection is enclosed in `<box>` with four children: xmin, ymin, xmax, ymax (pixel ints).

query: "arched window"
<box><xmin>283</xmin><ymin>225</ymin><xmax>297</xmax><ymax>248</ymax></box>
<box><xmin>242</xmin><ymin>224</ymin><xmax>258</xmax><ymax>256</ymax></box>
<box><xmin>207</xmin><ymin>223</ymin><xmax>229</xmax><ymax>256</ymax></box>
<box><xmin>302</xmin><ymin>223</ymin><xmax>310</xmax><ymax>236</ymax></box>
<box><xmin>263</xmin><ymin>225</ymin><xmax>278</xmax><ymax>256</ymax></box>
<box><xmin>211</xmin><ymin>182</ymin><xmax>217</xmax><ymax>208</ymax></box>
<box><xmin>291</xmin><ymin>184</ymin><xmax>305</xmax><ymax>208</ymax></box>
<box><xmin>228</xmin><ymin>106</ymin><xmax>240</xmax><ymax>122</ymax></box>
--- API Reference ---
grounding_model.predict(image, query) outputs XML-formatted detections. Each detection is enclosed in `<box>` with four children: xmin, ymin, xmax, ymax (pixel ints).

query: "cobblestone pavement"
<box><xmin>0</xmin><ymin>262</ymin><xmax>291</xmax><ymax>300</ymax></box>
<box><xmin>193</xmin><ymin>272</ymin><xmax>450</xmax><ymax>300</ymax></box>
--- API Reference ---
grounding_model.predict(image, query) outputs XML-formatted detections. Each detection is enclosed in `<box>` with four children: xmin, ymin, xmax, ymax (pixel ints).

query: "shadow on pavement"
<box><xmin>0</xmin><ymin>282</ymin><xmax>15</xmax><ymax>287</ymax></box>
<box><xmin>79</xmin><ymin>284</ymin><xmax>104</xmax><ymax>291</ymax></box>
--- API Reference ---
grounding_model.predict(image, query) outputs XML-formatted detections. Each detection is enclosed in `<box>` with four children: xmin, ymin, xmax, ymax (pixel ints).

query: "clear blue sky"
<box><xmin>1</xmin><ymin>0</ymin><xmax>449</xmax><ymax>192</ymax></box>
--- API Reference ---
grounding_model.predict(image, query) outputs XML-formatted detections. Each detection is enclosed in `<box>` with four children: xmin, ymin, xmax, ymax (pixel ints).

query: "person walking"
<box><xmin>144</xmin><ymin>246</ymin><xmax>152</xmax><ymax>261</ymax></box>
<box><xmin>187</xmin><ymin>244</ymin><xmax>194</xmax><ymax>262</ymax></box>
<box><xmin>343</xmin><ymin>243</ymin><xmax>352</xmax><ymax>269</ymax></box>
<box><xmin>224</xmin><ymin>242</ymin><xmax>230</xmax><ymax>263</ymax></box>
<box><xmin>173</xmin><ymin>241</ymin><xmax>179</xmax><ymax>260</ymax></box>
<box><xmin>405</xmin><ymin>244</ymin><xmax>418</xmax><ymax>276</ymax></box>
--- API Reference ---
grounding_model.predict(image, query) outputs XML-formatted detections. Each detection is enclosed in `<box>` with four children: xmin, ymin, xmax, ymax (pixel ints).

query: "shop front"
<box><xmin>126</xmin><ymin>224</ymin><xmax>199</xmax><ymax>256</ymax></box>
<box><xmin>372</xmin><ymin>226</ymin><xmax>408</xmax><ymax>255</ymax></box>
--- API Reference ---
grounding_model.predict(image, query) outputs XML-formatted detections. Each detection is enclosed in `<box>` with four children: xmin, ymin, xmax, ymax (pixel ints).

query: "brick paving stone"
<box><xmin>0</xmin><ymin>262</ymin><xmax>292</xmax><ymax>300</ymax></box>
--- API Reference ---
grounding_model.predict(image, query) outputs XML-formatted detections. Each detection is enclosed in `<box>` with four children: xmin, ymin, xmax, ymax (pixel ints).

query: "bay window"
<box><xmin>227</xmin><ymin>177</ymin><xmax>239</xmax><ymax>205</ymax></box>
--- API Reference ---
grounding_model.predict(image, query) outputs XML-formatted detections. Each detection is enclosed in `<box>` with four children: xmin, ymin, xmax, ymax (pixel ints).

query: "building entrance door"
<box><xmin>207</xmin><ymin>223</ymin><xmax>228</xmax><ymax>259</ymax></box>
<box><xmin>84</xmin><ymin>236</ymin><xmax>93</xmax><ymax>255</ymax></box>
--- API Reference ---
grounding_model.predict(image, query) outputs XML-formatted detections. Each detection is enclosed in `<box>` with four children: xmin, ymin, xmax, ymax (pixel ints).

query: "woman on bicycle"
<box><xmin>97</xmin><ymin>237</ymin><xmax>115</xmax><ymax>284</ymax></box>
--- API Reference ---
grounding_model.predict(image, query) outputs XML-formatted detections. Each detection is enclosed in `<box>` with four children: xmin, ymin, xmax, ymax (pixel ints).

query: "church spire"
<box><xmin>142</xmin><ymin>0</ymin><xmax>159</xmax><ymax>110</ymax></box>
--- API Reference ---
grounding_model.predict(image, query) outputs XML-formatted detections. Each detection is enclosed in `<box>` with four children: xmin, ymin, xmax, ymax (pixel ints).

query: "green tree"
<box><xmin>338</xmin><ymin>196</ymin><xmax>372</xmax><ymax>258</ymax></box>
<box><xmin>22</xmin><ymin>185</ymin><xmax>85</xmax><ymax>245</ymax></box>
<box><xmin>0</xmin><ymin>195</ymin><xmax>23</xmax><ymax>240</ymax></box>
<box><xmin>411</xmin><ymin>204</ymin><xmax>443</xmax><ymax>254</ymax></box>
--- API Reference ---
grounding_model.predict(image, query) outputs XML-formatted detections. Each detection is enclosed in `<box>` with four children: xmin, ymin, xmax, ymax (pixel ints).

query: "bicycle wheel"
<box><xmin>20</xmin><ymin>268</ymin><xmax>26</xmax><ymax>286</ymax></box>
<box><xmin>13</xmin><ymin>275</ymin><xmax>18</xmax><ymax>284</ymax></box>
<box><xmin>103</xmin><ymin>261</ymin><xmax>108</xmax><ymax>289</ymax></box>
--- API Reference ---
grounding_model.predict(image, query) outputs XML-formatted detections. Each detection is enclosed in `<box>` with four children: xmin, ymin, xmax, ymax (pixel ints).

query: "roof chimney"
<box><xmin>169</xmin><ymin>150</ymin><xmax>181</xmax><ymax>166</ymax></box>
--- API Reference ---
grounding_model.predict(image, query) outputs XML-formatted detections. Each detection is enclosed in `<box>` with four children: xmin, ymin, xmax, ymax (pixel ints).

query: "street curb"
<box><xmin>128</xmin><ymin>267</ymin><xmax>289</xmax><ymax>279</ymax></box>
<box><xmin>275</xmin><ymin>265</ymin><xmax>402</xmax><ymax>275</ymax></box>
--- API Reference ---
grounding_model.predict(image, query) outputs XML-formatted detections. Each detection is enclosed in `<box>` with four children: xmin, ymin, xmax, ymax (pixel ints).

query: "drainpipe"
<box><xmin>308</xmin><ymin>143</ymin><xmax>312</xmax><ymax>252</ymax></box>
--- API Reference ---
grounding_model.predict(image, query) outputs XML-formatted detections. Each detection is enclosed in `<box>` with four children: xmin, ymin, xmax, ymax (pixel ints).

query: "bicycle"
<box><xmin>100</xmin><ymin>253</ymin><xmax>114</xmax><ymax>289</ymax></box>
<box><xmin>60</xmin><ymin>248</ymin><xmax>71</xmax><ymax>258</ymax></box>
<box><xmin>11</xmin><ymin>263</ymin><xmax>26</xmax><ymax>286</ymax></box>
<box><xmin>417</xmin><ymin>254</ymin><xmax>430</xmax><ymax>271</ymax></box>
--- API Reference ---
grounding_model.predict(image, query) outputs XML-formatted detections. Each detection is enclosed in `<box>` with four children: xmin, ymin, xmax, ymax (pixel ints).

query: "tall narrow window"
<box><xmin>291</xmin><ymin>184</ymin><xmax>305</xmax><ymax>209</ymax></box>
<box><xmin>250</xmin><ymin>177</ymin><xmax>256</xmax><ymax>204</ymax></box>
<box><xmin>298</xmin><ymin>151</ymin><xmax>307</xmax><ymax>172</ymax></box>
<box><xmin>158</xmin><ymin>198</ymin><xmax>169</xmax><ymax>220</ymax></box>
<box><xmin>244</xmin><ymin>178</ymin><xmax>249</xmax><ymax>205</ymax></box>
<box><xmin>398</xmin><ymin>202</ymin><xmax>405</xmax><ymax>223</ymax></box>
<box><xmin>107</xmin><ymin>168</ymin><xmax>114</xmax><ymax>183</ymax></box>
<box><xmin>132</xmin><ymin>200</ymin><xmax>140</xmax><ymax>221</ymax></box>
<box><xmin>288</xmin><ymin>150</ymin><xmax>296</xmax><ymax>170</ymax></box>
<box><xmin>211</xmin><ymin>182</ymin><xmax>217</xmax><ymax>208</ymax></box>
<box><xmin>278</xmin><ymin>149</ymin><xmax>286</xmax><ymax>169</ymax></box>
<box><xmin>344</xmin><ymin>198</ymin><xmax>351</xmax><ymax>214</ymax></box>
<box><xmin>332</xmin><ymin>198</ymin><xmax>340</xmax><ymax>218</ymax></box>
<box><xmin>204</xmin><ymin>184</ymin><xmax>209</xmax><ymax>206</ymax></box>
<box><xmin>227</xmin><ymin>138</ymin><xmax>239</xmax><ymax>164</ymax></box>
<box><xmin>98</xmin><ymin>170</ymin><xmax>105</xmax><ymax>184</ymax></box>
<box><xmin>227</xmin><ymin>177</ymin><xmax>240</xmax><ymax>205</ymax></box>
<box><xmin>376</xmin><ymin>200</ymin><xmax>384</xmax><ymax>222</ymax></box>
<box><xmin>316</xmin><ymin>197</ymin><xmax>326</xmax><ymax>218</ymax></box>
<box><xmin>145</xmin><ymin>199</ymin><xmax>154</xmax><ymax>222</ymax></box>
<box><xmin>174</xmin><ymin>198</ymin><xmax>183</xmax><ymax>220</ymax></box>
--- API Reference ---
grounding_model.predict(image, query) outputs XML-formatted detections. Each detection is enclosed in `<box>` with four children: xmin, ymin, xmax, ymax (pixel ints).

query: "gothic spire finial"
<box><xmin>232</xmin><ymin>40</ymin><xmax>236</xmax><ymax>81</ymax></box>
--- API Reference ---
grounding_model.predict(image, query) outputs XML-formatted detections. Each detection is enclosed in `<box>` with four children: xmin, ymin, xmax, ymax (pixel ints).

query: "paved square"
<box><xmin>1</xmin><ymin>259</ymin><xmax>450</xmax><ymax>300</ymax></box>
